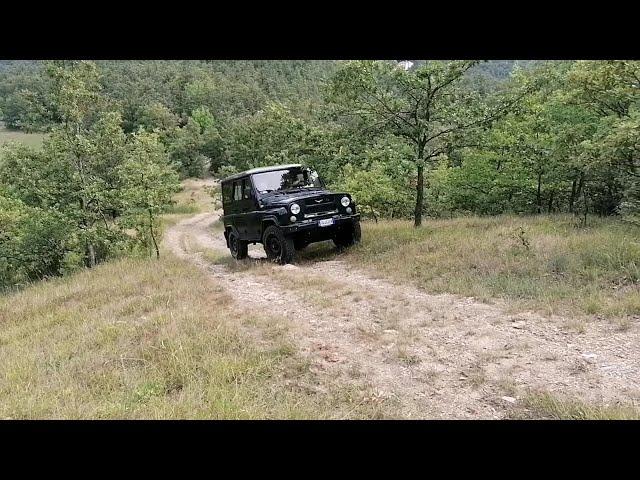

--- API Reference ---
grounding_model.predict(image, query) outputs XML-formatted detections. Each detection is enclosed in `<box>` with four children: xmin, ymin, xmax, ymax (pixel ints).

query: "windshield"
<box><xmin>252</xmin><ymin>168</ymin><xmax>323</xmax><ymax>194</ymax></box>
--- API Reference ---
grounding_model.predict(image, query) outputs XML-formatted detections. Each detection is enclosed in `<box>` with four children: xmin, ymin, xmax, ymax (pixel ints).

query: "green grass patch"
<box><xmin>163</xmin><ymin>203</ymin><xmax>200</xmax><ymax>215</ymax></box>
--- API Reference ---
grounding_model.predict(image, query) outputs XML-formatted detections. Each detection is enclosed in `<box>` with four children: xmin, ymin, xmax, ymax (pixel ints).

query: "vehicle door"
<box><xmin>221</xmin><ymin>181</ymin><xmax>233</xmax><ymax>218</ymax></box>
<box><xmin>241</xmin><ymin>177</ymin><xmax>261</xmax><ymax>241</ymax></box>
<box><xmin>231</xmin><ymin>179</ymin><xmax>248</xmax><ymax>238</ymax></box>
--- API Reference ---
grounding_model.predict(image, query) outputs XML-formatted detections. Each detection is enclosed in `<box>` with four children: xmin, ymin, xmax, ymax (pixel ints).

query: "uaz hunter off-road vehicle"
<box><xmin>221</xmin><ymin>164</ymin><xmax>361</xmax><ymax>264</ymax></box>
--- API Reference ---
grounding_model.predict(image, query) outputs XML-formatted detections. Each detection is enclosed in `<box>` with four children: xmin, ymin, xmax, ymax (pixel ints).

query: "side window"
<box><xmin>222</xmin><ymin>183</ymin><xmax>232</xmax><ymax>203</ymax></box>
<box><xmin>243</xmin><ymin>178</ymin><xmax>252</xmax><ymax>199</ymax></box>
<box><xmin>233</xmin><ymin>181</ymin><xmax>242</xmax><ymax>201</ymax></box>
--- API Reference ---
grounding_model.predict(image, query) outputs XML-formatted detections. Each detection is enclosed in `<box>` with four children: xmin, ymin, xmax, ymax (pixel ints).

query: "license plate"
<box><xmin>318</xmin><ymin>218</ymin><xmax>334</xmax><ymax>227</ymax></box>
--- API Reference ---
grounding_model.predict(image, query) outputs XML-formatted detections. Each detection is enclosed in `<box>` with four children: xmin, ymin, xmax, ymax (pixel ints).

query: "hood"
<box><xmin>260</xmin><ymin>189</ymin><xmax>349</xmax><ymax>207</ymax></box>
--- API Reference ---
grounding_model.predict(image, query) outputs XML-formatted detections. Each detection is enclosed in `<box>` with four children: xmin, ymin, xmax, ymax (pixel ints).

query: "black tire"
<box><xmin>333</xmin><ymin>222</ymin><xmax>361</xmax><ymax>249</ymax></box>
<box><xmin>228</xmin><ymin>231</ymin><xmax>248</xmax><ymax>260</ymax></box>
<box><xmin>263</xmin><ymin>225</ymin><xmax>295</xmax><ymax>264</ymax></box>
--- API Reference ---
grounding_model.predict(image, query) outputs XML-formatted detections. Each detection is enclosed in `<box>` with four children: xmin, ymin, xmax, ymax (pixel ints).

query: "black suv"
<box><xmin>220</xmin><ymin>164</ymin><xmax>361</xmax><ymax>264</ymax></box>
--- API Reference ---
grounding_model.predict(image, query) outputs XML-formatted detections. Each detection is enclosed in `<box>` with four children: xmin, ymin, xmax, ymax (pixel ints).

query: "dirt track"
<box><xmin>163</xmin><ymin>180</ymin><xmax>640</xmax><ymax>418</ymax></box>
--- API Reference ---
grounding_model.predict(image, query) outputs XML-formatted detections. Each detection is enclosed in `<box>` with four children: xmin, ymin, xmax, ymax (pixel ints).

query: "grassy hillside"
<box><xmin>0</xmin><ymin>256</ymin><xmax>377</xmax><ymax>419</ymax></box>
<box><xmin>2</xmin><ymin>176</ymin><xmax>638</xmax><ymax>419</ymax></box>
<box><xmin>336</xmin><ymin>215</ymin><xmax>640</xmax><ymax>322</ymax></box>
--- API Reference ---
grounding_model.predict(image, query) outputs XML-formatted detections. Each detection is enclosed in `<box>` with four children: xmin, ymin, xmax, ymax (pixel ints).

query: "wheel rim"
<box><xmin>230</xmin><ymin>234</ymin><xmax>238</xmax><ymax>256</ymax></box>
<box><xmin>266</xmin><ymin>234</ymin><xmax>282</xmax><ymax>258</ymax></box>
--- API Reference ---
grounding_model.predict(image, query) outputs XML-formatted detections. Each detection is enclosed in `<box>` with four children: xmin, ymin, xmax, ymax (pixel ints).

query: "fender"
<box><xmin>259</xmin><ymin>211</ymin><xmax>285</xmax><ymax>238</ymax></box>
<box><xmin>223</xmin><ymin>224</ymin><xmax>241</xmax><ymax>248</ymax></box>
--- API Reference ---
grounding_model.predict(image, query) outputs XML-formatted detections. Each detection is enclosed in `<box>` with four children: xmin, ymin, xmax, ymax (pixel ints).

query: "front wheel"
<box><xmin>228</xmin><ymin>231</ymin><xmax>248</xmax><ymax>260</ymax></box>
<box><xmin>263</xmin><ymin>225</ymin><xmax>295</xmax><ymax>264</ymax></box>
<box><xmin>333</xmin><ymin>222</ymin><xmax>361</xmax><ymax>249</ymax></box>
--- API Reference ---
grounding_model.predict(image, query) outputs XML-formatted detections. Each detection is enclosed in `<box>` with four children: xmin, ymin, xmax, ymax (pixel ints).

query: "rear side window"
<box><xmin>222</xmin><ymin>182</ymin><xmax>233</xmax><ymax>203</ymax></box>
<box><xmin>243</xmin><ymin>179</ymin><xmax>252</xmax><ymax>199</ymax></box>
<box><xmin>233</xmin><ymin>181</ymin><xmax>242</xmax><ymax>201</ymax></box>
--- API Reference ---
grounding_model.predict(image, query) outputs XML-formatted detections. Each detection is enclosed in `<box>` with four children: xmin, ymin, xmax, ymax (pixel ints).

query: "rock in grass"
<box><xmin>281</xmin><ymin>264</ymin><xmax>300</xmax><ymax>270</ymax></box>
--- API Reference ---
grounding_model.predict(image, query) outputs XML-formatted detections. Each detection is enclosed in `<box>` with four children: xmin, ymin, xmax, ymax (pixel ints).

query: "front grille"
<box><xmin>304</xmin><ymin>196</ymin><xmax>336</xmax><ymax>216</ymax></box>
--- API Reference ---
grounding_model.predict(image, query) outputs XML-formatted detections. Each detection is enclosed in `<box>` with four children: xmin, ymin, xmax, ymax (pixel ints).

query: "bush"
<box><xmin>0</xmin><ymin>193</ymin><xmax>74</xmax><ymax>289</ymax></box>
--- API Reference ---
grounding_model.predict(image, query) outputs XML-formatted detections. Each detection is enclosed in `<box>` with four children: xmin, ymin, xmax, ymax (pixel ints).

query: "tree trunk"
<box><xmin>536</xmin><ymin>171</ymin><xmax>543</xmax><ymax>214</ymax></box>
<box><xmin>149</xmin><ymin>210</ymin><xmax>160</xmax><ymax>259</ymax></box>
<box><xmin>574</xmin><ymin>173</ymin><xmax>584</xmax><ymax>217</ymax></box>
<box><xmin>569</xmin><ymin>178</ymin><xmax>577</xmax><ymax>213</ymax></box>
<box><xmin>547</xmin><ymin>192</ymin><xmax>554</xmax><ymax>213</ymax></box>
<box><xmin>414</xmin><ymin>163</ymin><xmax>424</xmax><ymax>227</ymax></box>
<box><xmin>575</xmin><ymin>173</ymin><xmax>584</xmax><ymax>200</ymax></box>
<box><xmin>87</xmin><ymin>243</ymin><xmax>96</xmax><ymax>268</ymax></box>
<box><xmin>582</xmin><ymin>184</ymin><xmax>588</xmax><ymax>226</ymax></box>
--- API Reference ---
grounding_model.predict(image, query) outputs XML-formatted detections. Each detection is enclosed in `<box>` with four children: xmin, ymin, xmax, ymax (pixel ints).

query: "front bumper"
<box><xmin>281</xmin><ymin>213</ymin><xmax>360</xmax><ymax>235</ymax></box>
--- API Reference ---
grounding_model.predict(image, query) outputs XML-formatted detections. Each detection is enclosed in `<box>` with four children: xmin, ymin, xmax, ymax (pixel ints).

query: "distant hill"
<box><xmin>0</xmin><ymin>60</ymin><xmax>39</xmax><ymax>72</ymax></box>
<box><xmin>397</xmin><ymin>59</ymin><xmax>543</xmax><ymax>81</ymax></box>
<box><xmin>393</xmin><ymin>60</ymin><xmax>546</xmax><ymax>93</ymax></box>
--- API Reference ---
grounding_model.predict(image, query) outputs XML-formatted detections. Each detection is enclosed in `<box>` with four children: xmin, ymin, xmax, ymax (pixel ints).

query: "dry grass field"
<box><xmin>0</xmin><ymin>256</ymin><xmax>379</xmax><ymax>419</ymax></box>
<box><xmin>0</xmin><ymin>123</ymin><xmax>45</xmax><ymax>149</ymax></box>
<box><xmin>341</xmin><ymin>215</ymin><xmax>640</xmax><ymax>322</ymax></box>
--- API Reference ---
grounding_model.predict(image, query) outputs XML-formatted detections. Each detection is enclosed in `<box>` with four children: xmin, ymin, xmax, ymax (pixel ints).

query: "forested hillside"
<box><xmin>1</xmin><ymin>59</ymin><xmax>639</xmax><ymax>289</ymax></box>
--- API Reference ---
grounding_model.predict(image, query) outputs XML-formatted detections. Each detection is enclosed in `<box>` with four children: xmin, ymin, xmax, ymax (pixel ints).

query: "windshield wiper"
<box><xmin>260</xmin><ymin>190</ymin><xmax>287</xmax><ymax>197</ymax></box>
<box><xmin>282</xmin><ymin>186</ymin><xmax>321</xmax><ymax>192</ymax></box>
<box><xmin>261</xmin><ymin>186</ymin><xmax>322</xmax><ymax>196</ymax></box>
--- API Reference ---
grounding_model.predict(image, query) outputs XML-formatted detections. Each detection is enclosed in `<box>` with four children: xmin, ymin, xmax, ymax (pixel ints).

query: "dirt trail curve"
<box><xmin>163</xmin><ymin>180</ymin><xmax>640</xmax><ymax>419</ymax></box>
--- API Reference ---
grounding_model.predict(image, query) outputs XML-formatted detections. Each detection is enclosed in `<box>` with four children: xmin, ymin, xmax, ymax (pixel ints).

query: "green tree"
<box><xmin>168</xmin><ymin>117</ymin><xmax>210</xmax><ymax>178</ymax></box>
<box><xmin>118</xmin><ymin>132</ymin><xmax>180</xmax><ymax>258</ymax></box>
<box><xmin>327</xmin><ymin>60</ymin><xmax>530</xmax><ymax>226</ymax></box>
<box><xmin>566</xmin><ymin>61</ymin><xmax>640</xmax><ymax>218</ymax></box>
<box><xmin>0</xmin><ymin>190</ymin><xmax>75</xmax><ymax>289</ymax></box>
<box><xmin>223</xmin><ymin>102</ymin><xmax>315</xmax><ymax>171</ymax></box>
<box><xmin>136</xmin><ymin>101</ymin><xmax>180</xmax><ymax>134</ymax></box>
<box><xmin>1</xmin><ymin>61</ymin><xmax>181</xmax><ymax>276</ymax></box>
<box><xmin>338</xmin><ymin>163</ymin><xmax>404</xmax><ymax>221</ymax></box>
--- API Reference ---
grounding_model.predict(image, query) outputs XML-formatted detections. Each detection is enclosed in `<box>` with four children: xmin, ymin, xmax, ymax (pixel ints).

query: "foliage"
<box><xmin>0</xmin><ymin>191</ymin><xmax>75</xmax><ymax>289</ymax></box>
<box><xmin>427</xmin><ymin>61</ymin><xmax>639</xmax><ymax>220</ymax></box>
<box><xmin>0</xmin><ymin>61</ymin><xmax>180</xmax><ymax>289</ymax></box>
<box><xmin>1</xmin><ymin>58</ymin><xmax>639</xmax><ymax>232</ymax></box>
<box><xmin>326</xmin><ymin>60</ymin><xmax>530</xmax><ymax>225</ymax></box>
<box><xmin>223</xmin><ymin>102</ymin><xmax>315</xmax><ymax>171</ymax></box>
<box><xmin>118</xmin><ymin>131</ymin><xmax>180</xmax><ymax>258</ymax></box>
<box><xmin>335</xmin><ymin>134</ymin><xmax>415</xmax><ymax>219</ymax></box>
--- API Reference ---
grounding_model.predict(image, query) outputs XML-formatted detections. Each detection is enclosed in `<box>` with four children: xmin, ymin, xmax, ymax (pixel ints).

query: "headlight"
<box><xmin>341</xmin><ymin>196</ymin><xmax>350</xmax><ymax>207</ymax></box>
<box><xmin>290</xmin><ymin>203</ymin><xmax>301</xmax><ymax>215</ymax></box>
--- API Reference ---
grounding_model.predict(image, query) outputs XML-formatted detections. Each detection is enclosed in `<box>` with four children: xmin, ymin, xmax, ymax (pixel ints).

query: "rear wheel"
<box><xmin>333</xmin><ymin>222</ymin><xmax>361</xmax><ymax>249</ymax></box>
<box><xmin>263</xmin><ymin>225</ymin><xmax>295</xmax><ymax>264</ymax></box>
<box><xmin>228</xmin><ymin>231</ymin><xmax>248</xmax><ymax>260</ymax></box>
